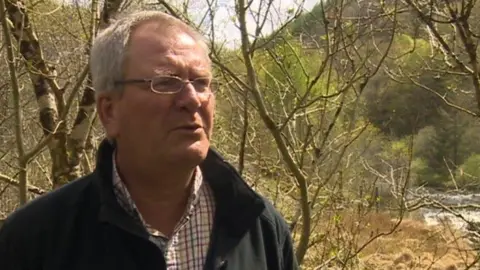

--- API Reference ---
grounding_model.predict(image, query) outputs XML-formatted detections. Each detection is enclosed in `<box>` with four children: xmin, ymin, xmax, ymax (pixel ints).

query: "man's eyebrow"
<box><xmin>153</xmin><ymin>68</ymin><xmax>177</xmax><ymax>76</ymax></box>
<box><xmin>192</xmin><ymin>70</ymin><xmax>212</xmax><ymax>78</ymax></box>
<box><xmin>190</xmin><ymin>65</ymin><xmax>212</xmax><ymax>76</ymax></box>
<box><xmin>152</xmin><ymin>62</ymin><xmax>211</xmax><ymax>77</ymax></box>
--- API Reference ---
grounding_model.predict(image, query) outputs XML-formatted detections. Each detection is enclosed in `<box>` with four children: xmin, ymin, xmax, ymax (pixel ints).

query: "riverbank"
<box><xmin>360</xmin><ymin>214</ymin><xmax>477</xmax><ymax>269</ymax></box>
<box><xmin>407</xmin><ymin>188</ymin><xmax>480</xmax><ymax>231</ymax></box>
<box><xmin>302</xmin><ymin>212</ymin><xmax>478</xmax><ymax>270</ymax></box>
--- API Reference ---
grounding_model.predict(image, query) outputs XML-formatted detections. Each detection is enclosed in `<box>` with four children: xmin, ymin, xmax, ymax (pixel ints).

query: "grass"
<box><xmin>300</xmin><ymin>212</ymin><xmax>478</xmax><ymax>269</ymax></box>
<box><xmin>251</xmin><ymin>174</ymin><xmax>479</xmax><ymax>269</ymax></box>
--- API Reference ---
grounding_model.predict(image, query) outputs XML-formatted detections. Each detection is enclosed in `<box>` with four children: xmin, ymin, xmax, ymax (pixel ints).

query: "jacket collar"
<box><xmin>92</xmin><ymin>139</ymin><xmax>265</xmax><ymax>238</ymax></box>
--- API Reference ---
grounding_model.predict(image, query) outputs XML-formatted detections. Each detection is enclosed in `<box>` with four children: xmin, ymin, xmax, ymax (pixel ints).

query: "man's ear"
<box><xmin>96</xmin><ymin>92</ymin><xmax>120</xmax><ymax>139</ymax></box>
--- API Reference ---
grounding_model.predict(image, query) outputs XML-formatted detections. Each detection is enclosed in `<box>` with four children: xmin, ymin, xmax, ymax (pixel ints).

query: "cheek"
<box><xmin>125</xmin><ymin>99</ymin><xmax>170</xmax><ymax>131</ymax></box>
<box><xmin>202</xmin><ymin>101</ymin><xmax>215</xmax><ymax>131</ymax></box>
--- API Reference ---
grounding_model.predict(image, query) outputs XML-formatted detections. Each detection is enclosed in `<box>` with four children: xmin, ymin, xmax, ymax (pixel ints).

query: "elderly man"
<box><xmin>0</xmin><ymin>10</ymin><xmax>298</xmax><ymax>270</ymax></box>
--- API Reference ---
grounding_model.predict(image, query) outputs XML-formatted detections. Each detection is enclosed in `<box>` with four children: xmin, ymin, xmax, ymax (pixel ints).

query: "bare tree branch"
<box><xmin>0</xmin><ymin>173</ymin><xmax>46</xmax><ymax>195</ymax></box>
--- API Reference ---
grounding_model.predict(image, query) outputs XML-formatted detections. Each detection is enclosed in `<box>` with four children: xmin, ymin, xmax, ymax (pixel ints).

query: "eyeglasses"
<box><xmin>114</xmin><ymin>75</ymin><xmax>215</xmax><ymax>95</ymax></box>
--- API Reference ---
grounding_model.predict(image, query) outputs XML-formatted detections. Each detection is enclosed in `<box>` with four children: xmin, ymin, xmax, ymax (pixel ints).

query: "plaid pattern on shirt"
<box><xmin>112</xmin><ymin>153</ymin><xmax>216</xmax><ymax>269</ymax></box>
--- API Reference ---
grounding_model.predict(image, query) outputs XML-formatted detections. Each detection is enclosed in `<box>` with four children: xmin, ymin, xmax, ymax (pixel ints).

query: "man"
<box><xmin>0</xmin><ymin>11</ymin><xmax>298</xmax><ymax>270</ymax></box>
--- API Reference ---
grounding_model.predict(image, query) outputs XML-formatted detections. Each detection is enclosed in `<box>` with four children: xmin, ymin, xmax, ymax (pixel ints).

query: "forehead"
<box><xmin>126</xmin><ymin>21</ymin><xmax>211</xmax><ymax>76</ymax></box>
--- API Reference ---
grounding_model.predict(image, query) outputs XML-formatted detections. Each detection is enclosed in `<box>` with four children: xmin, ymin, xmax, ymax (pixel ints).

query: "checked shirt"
<box><xmin>112</xmin><ymin>154</ymin><xmax>216</xmax><ymax>270</ymax></box>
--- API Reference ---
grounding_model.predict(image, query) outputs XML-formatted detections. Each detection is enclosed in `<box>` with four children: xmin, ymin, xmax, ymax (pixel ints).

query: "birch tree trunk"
<box><xmin>4</xmin><ymin>0</ymin><xmax>123</xmax><ymax>190</ymax></box>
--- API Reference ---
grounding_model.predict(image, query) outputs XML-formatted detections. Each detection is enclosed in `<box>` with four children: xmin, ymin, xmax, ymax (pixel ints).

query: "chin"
<box><xmin>170</xmin><ymin>141</ymin><xmax>209</xmax><ymax>165</ymax></box>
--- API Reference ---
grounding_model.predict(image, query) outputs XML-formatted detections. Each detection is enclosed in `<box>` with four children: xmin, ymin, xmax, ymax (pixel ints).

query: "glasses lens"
<box><xmin>192</xmin><ymin>78</ymin><xmax>212</xmax><ymax>92</ymax></box>
<box><xmin>150</xmin><ymin>76</ymin><xmax>216</xmax><ymax>94</ymax></box>
<box><xmin>151</xmin><ymin>76</ymin><xmax>183</xmax><ymax>93</ymax></box>
<box><xmin>208</xmin><ymin>79</ymin><xmax>219</xmax><ymax>93</ymax></box>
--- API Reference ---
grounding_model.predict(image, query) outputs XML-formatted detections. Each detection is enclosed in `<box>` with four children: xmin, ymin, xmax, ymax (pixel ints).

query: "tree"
<box><xmin>396</xmin><ymin>0</ymin><xmax>480</xmax><ymax>115</ymax></box>
<box><xmin>0</xmin><ymin>0</ymin><xmax>124</xmax><ymax>205</ymax></box>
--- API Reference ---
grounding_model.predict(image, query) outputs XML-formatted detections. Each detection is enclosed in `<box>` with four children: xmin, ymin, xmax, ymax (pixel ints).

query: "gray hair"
<box><xmin>90</xmin><ymin>11</ymin><xmax>209</xmax><ymax>96</ymax></box>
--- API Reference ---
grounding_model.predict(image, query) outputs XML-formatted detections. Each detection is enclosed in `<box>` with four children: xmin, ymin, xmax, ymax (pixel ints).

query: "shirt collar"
<box><xmin>94</xmin><ymin>139</ymin><xmax>265</xmax><ymax>238</ymax></box>
<box><xmin>111</xmin><ymin>151</ymin><xmax>204</xmax><ymax>237</ymax></box>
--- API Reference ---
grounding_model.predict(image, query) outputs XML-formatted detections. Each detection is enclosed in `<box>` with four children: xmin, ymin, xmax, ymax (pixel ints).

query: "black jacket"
<box><xmin>0</xmin><ymin>140</ymin><xmax>299</xmax><ymax>270</ymax></box>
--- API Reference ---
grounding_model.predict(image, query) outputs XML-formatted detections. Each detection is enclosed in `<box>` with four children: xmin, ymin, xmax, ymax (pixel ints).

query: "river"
<box><xmin>412</xmin><ymin>190</ymin><xmax>480</xmax><ymax>231</ymax></box>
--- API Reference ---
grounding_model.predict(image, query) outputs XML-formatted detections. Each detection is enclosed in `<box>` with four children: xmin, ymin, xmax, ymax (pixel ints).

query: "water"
<box><xmin>411</xmin><ymin>190</ymin><xmax>480</xmax><ymax>231</ymax></box>
<box><xmin>422</xmin><ymin>208</ymin><xmax>480</xmax><ymax>229</ymax></box>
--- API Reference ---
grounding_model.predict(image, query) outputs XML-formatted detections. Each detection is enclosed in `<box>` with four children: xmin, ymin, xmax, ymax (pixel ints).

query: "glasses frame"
<box><xmin>114</xmin><ymin>75</ymin><xmax>215</xmax><ymax>95</ymax></box>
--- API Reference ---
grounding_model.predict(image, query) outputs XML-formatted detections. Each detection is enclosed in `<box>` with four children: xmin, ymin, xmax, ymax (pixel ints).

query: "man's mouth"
<box><xmin>175</xmin><ymin>124</ymin><xmax>202</xmax><ymax>131</ymax></box>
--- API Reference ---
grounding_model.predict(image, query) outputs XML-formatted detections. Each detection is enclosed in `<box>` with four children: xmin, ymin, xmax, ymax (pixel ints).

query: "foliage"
<box><xmin>456</xmin><ymin>154</ymin><xmax>480</xmax><ymax>188</ymax></box>
<box><xmin>288</xmin><ymin>2</ymin><xmax>327</xmax><ymax>37</ymax></box>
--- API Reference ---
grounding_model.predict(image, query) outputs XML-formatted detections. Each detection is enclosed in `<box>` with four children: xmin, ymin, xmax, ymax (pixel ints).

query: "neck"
<box><xmin>115</xmin><ymin>150</ymin><xmax>196</xmax><ymax>208</ymax></box>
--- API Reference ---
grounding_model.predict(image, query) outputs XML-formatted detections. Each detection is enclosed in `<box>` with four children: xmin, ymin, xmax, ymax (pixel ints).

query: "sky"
<box><xmin>67</xmin><ymin>0</ymin><xmax>320</xmax><ymax>48</ymax></box>
<box><xmin>185</xmin><ymin>0</ymin><xmax>320</xmax><ymax>48</ymax></box>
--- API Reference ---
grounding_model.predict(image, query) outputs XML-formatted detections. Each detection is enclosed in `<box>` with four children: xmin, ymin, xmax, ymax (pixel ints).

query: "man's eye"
<box><xmin>194</xmin><ymin>78</ymin><xmax>210</xmax><ymax>89</ymax></box>
<box><xmin>153</xmin><ymin>77</ymin><xmax>180</xmax><ymax>88</ymax></box>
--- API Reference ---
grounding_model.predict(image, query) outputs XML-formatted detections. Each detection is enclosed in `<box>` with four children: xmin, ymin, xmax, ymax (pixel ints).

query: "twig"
<box><xmin>0</xmin><ymin>173</ymin><xmax>45</xmax><ymax>195</ymax></box>
<box><xmin>0</xmin><ymin>0</ymin><xmax>28</xmax><ymax>205</ymax></box>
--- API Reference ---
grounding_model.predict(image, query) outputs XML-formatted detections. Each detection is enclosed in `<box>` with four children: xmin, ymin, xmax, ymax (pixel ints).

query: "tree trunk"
<box><xmin>6</xmin><ymin>0</ymin><xmax>124</xmax><ymax>189</ymax></box>
<box><xmin>68</xmin><ymin>0</ymin><xmax>123</xmax><ymax>179</ymax></box>
<box><xmin>5</xmin><ymin>0</ymin><xmax>72</xmax><ymax>188</ymax></box>
<box><xmin>235</xmin><ymin>0</ymin><xmax>311</xmax><ymax>264</ymax></box>
<box><xmin>1</xmin><ymin>0</ymin><xmax>28</xmax><ymax>204</ymax></box>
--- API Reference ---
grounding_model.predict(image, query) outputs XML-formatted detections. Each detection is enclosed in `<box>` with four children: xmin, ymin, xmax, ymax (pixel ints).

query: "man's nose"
<box><xmin>174</xmin><ymin>82</ymin><xmax>202</xmax><ymax>112</ymax></box>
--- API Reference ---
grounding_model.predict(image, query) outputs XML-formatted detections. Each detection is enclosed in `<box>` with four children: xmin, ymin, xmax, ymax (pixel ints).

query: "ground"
<box><xmin>300</xmin><ymin>212</ymin><xmax>479</xmax><ymax>270</ymax></box>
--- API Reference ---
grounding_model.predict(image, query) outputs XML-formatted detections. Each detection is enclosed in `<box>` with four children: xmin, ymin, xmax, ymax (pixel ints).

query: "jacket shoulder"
<box><xmin>259</xmin><ymin>197</ymin><xmax>290</xmax><ymax>234</ymax></box>
<box><xmin>0</xmin><ymin>174</ymin><xmax>95</xmax><ymax>234</ymax></box>
<box><xmin>257</xmin><ymin>196</ymin><xmax>299</xmax><ymax>269</ymax></box>
<box><xmin>0</xmin><ymin>174</ymin><xmax>97</xmax><ymax>269</ymax></box>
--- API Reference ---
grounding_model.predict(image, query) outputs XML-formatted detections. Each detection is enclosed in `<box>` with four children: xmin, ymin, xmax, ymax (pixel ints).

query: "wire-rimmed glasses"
<box><xmin>114</xmin><ymin>75</ymin><xmax>215</xmax><ymax>95</ymax></box>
